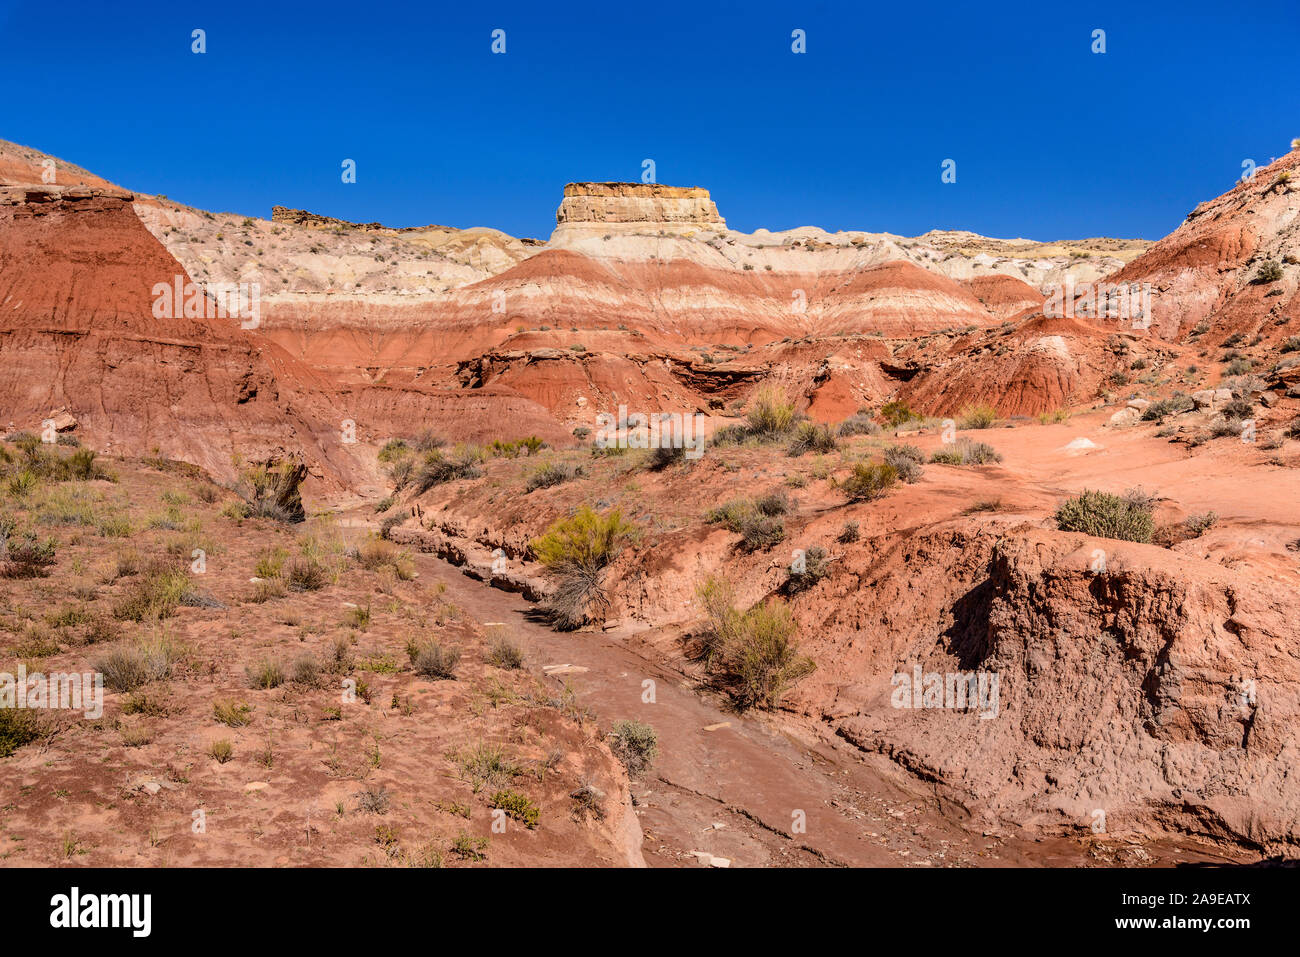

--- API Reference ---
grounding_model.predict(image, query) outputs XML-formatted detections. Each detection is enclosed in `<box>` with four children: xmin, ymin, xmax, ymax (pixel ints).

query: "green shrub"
<box><xmin>746</xmin><ymin>386</ymin><xmax>798</xmax><ymax>437</ymax></box>
<box><xmin>956</xmin><ymin>404</ymin><xmax>997</xmax><ymax>429</ymax></box>
<box><xmin>695</xmin><ymin>577</ymin><xmax>815</xmax><ymax>710</ymax></box>
<box><xmin>880</xmin><ymin>401</ymin><xmax>916</xmax><ymax>428</ymax></box>
<box><xmin>413</xmin><ymin>448</ymin><xmax>484</xmax><ymax>493</ymax></box>
<box><xmin>787</xmin><ymin>422</ymin><xmax>837</xmax><ymax>456</ymax></box>
<box><xmin>929</xmin><ymin>439</ymin><xmax>1002</xmax><ymax>466</ymax></box>
<box><xmin>1055</xmin><ymin>489</ymin><xmax>1155</xmax><ymax>543</ymax></box>
<box><xmin>840</xmin><ymin>462</ymin><xmax>896</xmax><ymax>501</ymax></box>
<box><xmin>0</xmin><ymin>708</ymin><xmax>43</xmax><ymax>757</ymax></box>
<box><xmin>1253</xmin><ymin>260</ymin><xmax>1283</xmax><ymax>284</ymax></box>
<box><xmin>490</xmin><ymin>789</ymin><xmax>540</xmax><ymax>828</ymax></box>
<box><xmin>609</xmin><ymin>719</ymin><xmax>659</xmax><ymax>775</ymax></box>
<box><xmin>246</xmin><ymin>658</ymin><xmax>285</xmax><ymax>689</ymax></box>
<box><xmin>112</xmin><ymin>562</ymin><xmax>192</xmax><ymax>621</ymax></box>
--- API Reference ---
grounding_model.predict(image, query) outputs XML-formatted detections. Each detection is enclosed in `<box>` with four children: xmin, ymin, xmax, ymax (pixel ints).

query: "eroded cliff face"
<box><xmin>555</xmin><ymin>182</ymin><xmax>725</xmax><ymax>233</ymax></box>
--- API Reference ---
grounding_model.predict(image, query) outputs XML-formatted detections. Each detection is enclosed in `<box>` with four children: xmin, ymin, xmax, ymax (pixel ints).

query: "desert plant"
<box><xmin>1253</xmin><ymin>260</ymin><xmax>1283</xmax><ymax>284</ymax></box>
<box><xmin>879</xmin><ymin>401</ymin><xmax>916</xmax><ymax>428</ymax></box>
<box><xmin>213</xmin><ymin>699</ymin><xmax>253</xmax><ymax>727</ymax></box>
<box><xmin>695</xmin><ymin>579</ymin><xmax>815</xmax><ymax>710</ymax></box>
<box><xmin>207</xmin><ymin>739</ymin><xmax>234</xmax><ymax>764</ymax></box>
<box><xmin>486</xmin><ymin>634</ymin><xmax>525</xmax><ymax>670</ymax></box>
<box><xmin>786</xmin><ymin>545</ymin><xmax>830</xmax><ymax>592</ymax></box>
<box><xmin>929</xmin><ymin>439</ymin><xmax>1002</xmax><ymax>465</ymax></box>
<box><xmin>412</xmin><ymin>447</ymin><xmax>484</xmax><ymax>493</ymax></box>
<box><xmin>609</xmin><ymin>719</ymin><xmax>659</xmax><ymax>775</ymax></box>
<box><xmin>957</xmin><ymin>403</ymin><xmax>997</xmax><ymax>429</ymax></box>
<box><xmin>746</xmin><ymin>386</ymin><xmax>798</xmax><ymax>438</ymax></box>
<box><xmin>283</xmin><ymin>556</ymin><xmax>326</xmax><ymax>592</ymax></box>
<box><xmin>1142</xmin><ymin>395</ymin><xmax>1194</xmax><ymax>421</ymax></box>
<box><xmin>490</xmin><ymin>789</ymin><xmax>540</xmax><ymax>828</ymax></box>
<box><xmin>1055</xmin><ymin>489</ymin><xmax>1155</xmax><ymax>543</ymax></box>
<box><xmin>840</xmin><ymin>462</ymin><xmax>896</xmax><ymax>501</ymax></box>
<box><xmin>233</xmin><ymin>460</ymin><xmax>306</xmax><ymax>523</ymax></box>
<box><xmin>0</xmin><ymin>707</ymin><xmax>43</xmax><ymax>758</ymax></box>
<box><xmin>837</xmin><ymin>413</ymin><xmax>883</xmax><ymax>437</ymax></box>
<box><xmin>883</xmin><ymin>444</ymin><xmax>924</xmax><ymax>483</ymax></box>
<box><xmin>526</xmin><ymin>461</ymin><xmax>583</xmax><ymax>490</ymax></box>
<box><xmin>409</xmin><ymin>640</ymin><xmax>460</xmax><ymax>679</ymax></box>
<box><xmin>787</xmin><ymin>422</ymin><xmax>837</xmax><ymax>457</ymax></box>
<box><xmin>246</xmin><ymin>658</ymin><xmax>285</xmax><ymax>690</ymax></box>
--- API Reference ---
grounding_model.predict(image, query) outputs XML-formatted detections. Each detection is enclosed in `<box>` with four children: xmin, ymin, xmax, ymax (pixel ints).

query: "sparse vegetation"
<box><xmin>695</xmin><ymin>576</ymin><xmax>815</xmax><ymax>710</ymax></box>
<box><xmin>929</xmin><ymin>439</ymin><xmax>1002</xmax><ymax>466</ymax></box>
<box><xmin>609</xmin><ymin>719</ymin><xmax>659</xmax><ymax>775</ymax></box>
<box><xmin>1055</xmin><ymin>489</ymin><xmax>1156</xmax><ymax>544</ymax></box>
<box><xmin>839</xmin><ymin>462</ymin><xmax>897</xmax><ymax>501</ymax></box>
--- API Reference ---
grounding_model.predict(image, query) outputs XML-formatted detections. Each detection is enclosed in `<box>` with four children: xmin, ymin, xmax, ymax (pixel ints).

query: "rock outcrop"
<box><xmin>555</xmin><ymin>182</ymin><xmax>725</xmax><ymax>233</ymax></box>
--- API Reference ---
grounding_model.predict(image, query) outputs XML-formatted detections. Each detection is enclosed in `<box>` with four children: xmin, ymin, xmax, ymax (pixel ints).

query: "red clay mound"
<box><xmin>0</xmin><ymin>191</ymin><xmax>363</xmax><ymax>487</ymax></box>
<box><xmin>964</xmin><ymin>273</ymin><xmax>1044</xmax><ymax>321</ymax></box>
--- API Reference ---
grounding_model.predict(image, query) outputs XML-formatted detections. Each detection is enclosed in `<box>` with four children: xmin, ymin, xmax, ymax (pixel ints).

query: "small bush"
<box><xmin>1253</xmin><ymin>260</ymin><xmax>1283</xmax><ymax>284</ymax></box>
<box><xmin>526</xmin><ymin>461</ymin><xmax>583</xmax><ymax>491</ymax></box>
<box><xmin>94</xmin><ymin>634</ymin><xmax>183</xmax><ymax>691</ymax></box>
<box><xmin>486</xmin><ymin>634</ymin><xmax>525</xmax><ymax>670</ymax></box>
<box><xmin>233</xmin><ymin>460</ymin><xmax>306</xmax><ymax>523</ymax></box>
<box><xmin>531</xmin><ymin>506</ymin><xmax>635</xmax><ymax>573</ymax></box>
<box><xmin>883</xmin><ymin>444</ymin><xmax>924</xmax><ymax>483</ymax></box>
<box><xmin>786</xmin><ymin>545</ymin><xmax>830</xmax><ymax>592</ymax></box>
<box><xmin>1055</xmin><ymin>489</ymin><xmax>1155</xmax><ymax>543</ymax></box>
<box><xmin>213</xmin><ymin>699</ymin><xmax>252</xmax><ymax>727</ymax></box>
<box><xmin>0</xmin><ymin>708</ymin><xmax>43</xmax><ymax>758</ymax></box>
<box><xmin>646</xmin><ymin>444</ymin><xmax>686</xmax><ymax>470</ymax></box>
<box><xmin>1142</xmin><ymin>395</ymin><xmax>1194</xmax><ymax>421</ymax></box>
<box><xmin>957</xmin><ymin>404</ymin><xmax>997</xmax><ymax>429</ymax></box>
<box><xmin>609</xmin><ymin>719</ymin><xmax>659</xmax><ymax>775</ymax></box>
<box><xmin>412</xmin><ymin>448</ymin><xmax>483</xmax><ymax>494</ymax></box>
<box><xmin>840</xmin><ymin>462</ymin><xmax>896</xmax><ymax>501</ymax></box>
<box><xmin>786</xmin><ymin>422</ymin><xmax>838</xmax><ymax>456</ymax></box>
<box><xmin>696</xmin><ymin>579</ymin><xmax>815</xmax><ymax>710</ymax></box>
<box><xmin>880</xmin><ymin>401</ymin><xmax>916</xmax><ymax>428</ymax></box>
<box><xmin>837</xmin><ymin>521</ymin><xmax>859</xmax><ymax>543</ymax></box>
<box><xmin>410</xmin><ymin>640</ymin><xmax>460</xmax><ymax>679</ymax></box>
<box><xmin>837</xmin><ymin>414</ymin><xmax>882</xmax><ymax>437</ymax></box>
<box><xmin>208</xmin><ymin>739</ymin><xmax>234</xmax><ymax>764</ymax></box>
<box><xmin>283</xmin><ymin>556</ymin><xmax>326</xmax><ymax>592</ymax></box>
<box><xmin>112</xmin><ymin>562</ymin><xmax>192</xmax><ymax>621</ymax></box>
<box><xmin>746</xmin><ymin>386</ymin><xmax>798</xmax><ymax>438</ymax></box>
<box><xmin>490</xmin><ymin>789</ymin><xmax>540</xmax><ymax>828</ymax></box>
<box><xmin>355</xmin><ymin>786</ymin><xmax>391</xmax><ymax>814</ymax></box>
<box><xmin>929</xmin><ymin>439</ymin><xmax>1002</xmax><ymax>466</ymax></box>
<box><xmin>246</xmin><ymin>658</ymin><xmax>285</xmax><ymax>690</ymax></box>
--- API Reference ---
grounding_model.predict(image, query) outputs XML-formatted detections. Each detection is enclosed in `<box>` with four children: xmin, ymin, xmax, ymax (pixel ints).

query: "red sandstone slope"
<box><xmin>0</xmin><ymin>189</ymin><xmax>364</xmax><ymax>486</ymax></box>
<box><xmin>1107</xmin><ymin>148</ymin><xmax>1300</xmax><ymax>343</ymax></box>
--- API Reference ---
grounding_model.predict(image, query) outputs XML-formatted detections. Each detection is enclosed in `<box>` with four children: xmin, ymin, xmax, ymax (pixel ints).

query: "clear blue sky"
<box><xmin>2</xmin><ymin>0</ymin><xmax>1296</xmax><ymax>241</ymax></box>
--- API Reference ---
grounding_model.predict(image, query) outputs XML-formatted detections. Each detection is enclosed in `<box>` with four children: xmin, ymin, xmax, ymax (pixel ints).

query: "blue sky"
<box><xmin>1</xmin><ymin>0</ymin><xmax>1296</xmax><ymax>241</ymax></box>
